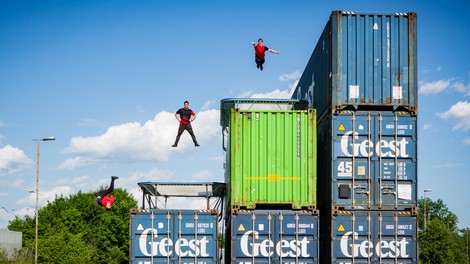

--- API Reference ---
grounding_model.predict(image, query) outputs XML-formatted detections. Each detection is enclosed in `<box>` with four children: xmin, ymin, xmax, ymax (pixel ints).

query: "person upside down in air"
<box><xmin>95</xmin><ymin>176</ymin><xmax>119</xmax><ymax>210</ymax></box>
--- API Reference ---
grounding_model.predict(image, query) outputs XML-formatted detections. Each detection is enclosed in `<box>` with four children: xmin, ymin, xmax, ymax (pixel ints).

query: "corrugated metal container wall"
<box><xmin>227</xmin><ymin>108</ymin><xmax>317</xmax><ymax>211</ymax></box>
<box><xmin>129</xmin><ymin>210</ymin><xmax>218</xmax><ymax>264</ymax></box>
<box><xmin>0</xmin><ymin>229</ymin><xmax>22</xmax><ymax>260</ymax></box>
<box><xmin>292</xmin><ymin>11</ymin><xmax>417</xmax><ymax>121</ymax></box>
<box><xmin>322</xmin><ymin>210</ymin><xmax>417</xmax><ymax>264</ymax></box>
<box><xmin>317</xmin><ymin>111</ymin><xmax>417</xmax><ymax>211</ymax></box>
<box><xmin>226</xmin><ymin>210</ymin><xmax>319</xmax><ymax>264</ymax></box>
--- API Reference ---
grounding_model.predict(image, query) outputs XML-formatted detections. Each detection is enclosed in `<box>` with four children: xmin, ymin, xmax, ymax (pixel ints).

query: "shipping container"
<box><xmin>129</xmin><ymin>209</ymin><xmax>219</xmax><ymax>264</ymax></box>
<box><xmin>317</xmin><ymin>111</ymin><xmax>417</xmax><ymax>211</ymax></box>
<box><xmin>321</xmin><ymin>210</ymin><xmax>417</xmax><ymax>264</ymax></box>
<box><xmin>0</xmin><ymin>229</ymin><xmax>22</xmax><ymax>261</ymax></box>
<box><xmin>292</xmin><ymin>11</ymin><xmax>418</xmax><ymax>121</ymax></box>
<box><xmin>225</xmin><ymin>210</ymin><xmax>320</xmax><ymax>264</ymax></box>
<box><xmin>221</xmin><ymin>99</ymin><xmax>316</xmax><ymax>212</ymax></box>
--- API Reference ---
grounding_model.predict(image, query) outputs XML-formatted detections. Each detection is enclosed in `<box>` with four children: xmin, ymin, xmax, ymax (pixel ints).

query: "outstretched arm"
<box><xmin>268</xmin><ymin>48</ymin><xmax>281</xmax><ymax>54</ymax></box>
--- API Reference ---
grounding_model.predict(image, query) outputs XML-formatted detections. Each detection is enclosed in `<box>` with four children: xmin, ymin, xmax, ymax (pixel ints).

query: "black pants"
<box><xmin>255</xmin><ymin>59</ymin><xmax>265</xmax><ymax>68</ymax></box>
<box><xmin>95</xmin><ymin>178</ymin><xmax>116</xmax><ymax>206</ymax></box>
<box><xmin>174</xmin><ymin>123</ymin><xmax>197</xmax><ymax>144</ymax></box>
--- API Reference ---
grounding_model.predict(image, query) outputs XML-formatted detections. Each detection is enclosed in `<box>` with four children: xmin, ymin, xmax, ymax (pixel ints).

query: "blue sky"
<box><xmin>0</xmin><ymin>0</ymin><xmax>469</xmax><ymax>229</ymax></box>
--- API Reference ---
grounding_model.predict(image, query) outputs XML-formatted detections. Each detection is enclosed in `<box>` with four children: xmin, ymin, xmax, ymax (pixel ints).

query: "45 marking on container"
<box><xmin>337</xmin><ymin>161</ymin><xmax>353</xmax><ymax>177</ymax></box>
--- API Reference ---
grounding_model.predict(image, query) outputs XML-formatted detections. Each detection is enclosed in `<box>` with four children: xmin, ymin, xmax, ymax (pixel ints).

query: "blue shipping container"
<box><xmin>318</xmin><ymin>111</ymin><xmax>417</xmax><ymax>210</ymax></box>
<box><xmin>322</xmin><ymin>210</ymin><xmax>417</xmax><ymax>264</ymax></box>
<box><xmin>226</xmin><ymin>210</ymin><xmax>319</xmax><ymax>264</ymax></box>
<box><xmin>130</xmin><ymin>209</ymin><xmax>218</xmax><ymax>264</ymax></box>
<box><xmin>292</xmin><ymin>11</ymin><xmax>417</xmax><ymax>121</ymax></box>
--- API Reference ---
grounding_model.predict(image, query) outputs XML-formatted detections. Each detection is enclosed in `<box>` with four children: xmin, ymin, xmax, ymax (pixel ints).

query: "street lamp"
<box><xmin>424</xmin><ymin>189</ymin><xmax>432</xmax><ymax>230</ymax></box>
<box><xmin>33</xmin><ymin>136</ymin><xmax>55</xmax><ymax>264</ymax></box>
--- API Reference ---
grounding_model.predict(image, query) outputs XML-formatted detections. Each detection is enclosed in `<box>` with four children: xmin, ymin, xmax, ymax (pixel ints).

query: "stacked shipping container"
<box><xmin>292</xmin><ymin>11</ymin><xmax>418</xmax><ymax>264</ymax></box>
<box><xmin>220</xmin><ymin>99</ymin><xmax>319</xmax><ymax>263</ymax></box>
<box><xmin>129</xmin><ymin>209</ymin><xmax>219</xmax><ymax>264</ymax></box>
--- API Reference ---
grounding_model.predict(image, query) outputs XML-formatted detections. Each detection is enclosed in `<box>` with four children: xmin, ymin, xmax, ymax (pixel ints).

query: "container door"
<box><xmin>333</xmin><ymin>112</ymin><xmax>374</xmax><ymax>209</ymax></box>
<box><xmin>130</xmin><ymin>211</ymin><xmax>218</xmax><ymax>264</ymax></box>
<box><xmin>176</xmin><ymin>211</ymin><xmax>218</xmax><ymax>263</ymax></box>
<box><xmin>230</xmin><ymin>211</ymin><xmax>319</xmax><ymax>263</ymax></box>
<box><xmin>231</xmin><ymin>212</ymin><xmax>277</xmax><ymax>263</ymax></box>
<box><xmin>130</xmin><ymin>211</ymin><xmax>173</xmax><ymax>264</ymax></box>
<box><xmin>331</xmin><ymin>211</ymin><xmax>417</xmax><ymax>263</ymax></box>
<box><xmin>332</xmin><ymin>112</ymin><xmax>417</xmax><ymax>210</ymax></box>
<box><xmin>374</xmin><ymin>212</ymin><xmax>417</xmax><ymax>263</ymax></box>
<box><xmin>230</xmin><ymin>110</ymin><xmax>316</xmax><ymax>210</ymax></box>
<box><xmin>375</xmin><ymin>113</ymin><xmax>417</xmax><ymax>209</ymax></box>
<box><xmin>277</xmin><ymin>212</ymin><xmax>319</xmax><ymax>264</ymax></box>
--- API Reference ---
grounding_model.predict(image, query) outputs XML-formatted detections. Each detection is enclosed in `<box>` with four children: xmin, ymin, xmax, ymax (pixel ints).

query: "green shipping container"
<box><xmin>222</xmin><ymin>100</ymin><xmax>317</xmax><ymax>212</ymax></box>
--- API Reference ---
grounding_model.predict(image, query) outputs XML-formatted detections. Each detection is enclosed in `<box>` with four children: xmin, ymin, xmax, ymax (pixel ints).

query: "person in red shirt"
<box><xmin>95</xmin><ymin>176</ymin><xmax>118</xmax><ymax>210</ymax></box>
<box><xmin>252</xmin><ymin>38</ymin><xmax>280</xmax><ymax>71</ymax></box>
<box><xmin>171</xmin><ymin>101</ymin><xmax>200</xmax><ymax>147</ymax></box>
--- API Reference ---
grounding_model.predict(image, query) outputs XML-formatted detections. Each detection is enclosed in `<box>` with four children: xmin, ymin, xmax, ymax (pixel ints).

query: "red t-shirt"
<box><xmin>101</xmin><ymin>195</ymin><xmax>115</xmax><ymax>206</ymax></box>
<box><xmin>176</xmin><ymin>108</ymin><xmax>195</xmax><ymax>125</ymax></box>
<box><xmin>254</xmin><ymin>44</ymin><xmax>269</xmax><ymax>61</ymax></box>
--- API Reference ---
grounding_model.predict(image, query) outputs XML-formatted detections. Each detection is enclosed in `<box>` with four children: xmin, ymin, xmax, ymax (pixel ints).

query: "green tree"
<box><xmin>419</xmin><ymin>218</ymin><xmax>455</xmax><ymax>263</ymax></box>
<box><xmin>418</xmin><ymin>198</ymin><xmax>468</xmax><ymax>264</ymax></box>
<box><xmin>8</xmin><ymin>188</ymin><xmax>137</xmax><ymax>264</ymax></box>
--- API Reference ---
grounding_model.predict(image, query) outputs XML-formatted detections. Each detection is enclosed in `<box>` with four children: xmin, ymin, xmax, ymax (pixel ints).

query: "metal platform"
<box><xmin>137</xmin><ymin>181</ymin><xmax>226</xmax><ymax>211</ymax></box>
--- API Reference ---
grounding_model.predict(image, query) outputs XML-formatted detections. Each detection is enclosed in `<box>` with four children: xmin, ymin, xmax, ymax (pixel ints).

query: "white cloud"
<box><xmin>419</xmin><ymin>78</ymin><xmax>470</xmax><ymax>96</ymax></box>
<box><xmin>0</xmin><ymin>192</ymin><xmax>7</xmax><ymax>197</ymax></box>
<box><xmin>59</xmin><ymin>109</ymin><xmax>220</xmax><ymax>169</ymax></box>
<box><xmin>279</xmin><ymin>69</ymin><xmax>301</xmax><ymax>82</ymax></box>
<box><xmin>11</xmin><ymin>178</ymin><xmax>25</xmax><ymax>188</ymax></box>
<box><xmin>0</xmin><ymin>120</ymin><xmax>6</xmax><ymax>127</ymax></box>
<box><xmin>249</xmin><ymin>89</ymin><xmax>292</xmax><ymax>99</ymax></box>
<box><xmin>16</xmin><ymin>186</ymin><xmax>73</xmax><ymax>207</ymax></box>
<box><xmin>451</xmin><ymin>81</ymin><xmax>470</xmax><ymax>96</ymax></box>
<box><xmin>0</xmin><ymin>145</ymin><xmax>33</xmax><ymax>176</ymax></box>
<box><xmin>192</xmin><ymin>170</ymin><xmax>214</xmax><ymax>181</ymax></box>
<box><xmin>55</xmin><ymin>175</ymin><xmax>92</xmax><ymax>190</ymax></box>
<box><xmin>279</xmin><ymin>70</ymin><xmax>301</xmax><ymax>97</ymax></box>
<box><xmin>464</xmin><ymin>138</ymin><xmax>470</xmax><ymax>145</ymax></box>
<box><xmin>422</xmin><ymin>123</ymin><xmax>431</xmax><ymax>130</ymax></box>
<box><xmin>200</xmin><ymin>100</ymin><xmax>216</xmax><ymax>111</ymax></box>
<box><xmin>237</xmin><ymin>70</ymin><xmax>301</xmax><ymax>99</ymax></box>
<box><xmin>419</xmin><ymin>79</ymin><xmax>452</xmax><ymax>95</ymax></box>
<box><xmin>438</xmin><ymin>101</ymin><xmax>470</xmax><ymax>131</ymax></box>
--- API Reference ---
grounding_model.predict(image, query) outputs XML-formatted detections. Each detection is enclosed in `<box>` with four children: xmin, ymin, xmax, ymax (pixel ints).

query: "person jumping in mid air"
<box><xmin>252</xmin><ymin>38</ymin><xmax>280</xmax><ymax>71</ymax></box>
<box><xmin>95</xmin><ymin>176</ymin><xmax>119</xmax><ymax>210</ymax></box>
<box><xmin>171</xmin><ymin>100</ymin><xmax>200</xmax><ymax>147</ymax></box>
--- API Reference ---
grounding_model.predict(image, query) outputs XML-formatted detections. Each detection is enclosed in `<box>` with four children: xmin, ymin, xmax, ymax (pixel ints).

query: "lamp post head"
<box><xmin>424</xmin><ymin>189</ymin><xmax>432</xmax><ymax>193</ymax></box>
<box><xmin>33</xmin><ymin>137</ymin><xmax>56</xmax><ymax>142</ymax></box>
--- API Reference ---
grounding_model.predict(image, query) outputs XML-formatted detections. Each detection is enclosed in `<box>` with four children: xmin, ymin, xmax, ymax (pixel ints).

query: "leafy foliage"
<box><xmin>418</xmin><ymin>198</ymin><xmax>469</xmax><ymax>264</ymax></box>
<box><xmin>8</xmin><ymin>188</ymin><xmax>137</xmax><ymax>263</ymax></box>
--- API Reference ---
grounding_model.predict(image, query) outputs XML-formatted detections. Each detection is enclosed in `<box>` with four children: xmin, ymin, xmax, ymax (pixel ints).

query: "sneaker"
<box><xmin>171</xmin><ymin>144</ymin><xmax>177</xmax><ymax>147</ymax></box>
<box><xmin>260</xmin><ymin>65</ymin><xmax>263</xmax><ymax>71</ymax></box>
<box><xmin>195</xmin><ymin>143</ymin><xmax>200</xmax><ymax>147</ymax></box>
<box><xmin>111</xmin><ymin>176</ymin><xmax>119</xmax><ymax>180</ymax></box>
